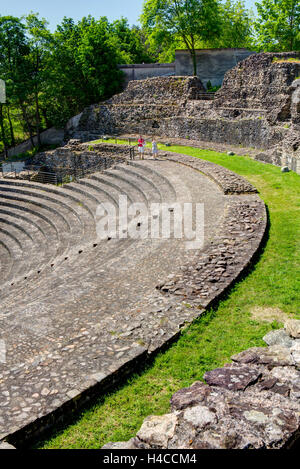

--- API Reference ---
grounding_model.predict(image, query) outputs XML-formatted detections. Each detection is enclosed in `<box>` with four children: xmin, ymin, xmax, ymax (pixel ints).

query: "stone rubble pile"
<box><xmin>103</xmin><ymin>320</ymin><xmax>300</xmax><ymax>450</ymax></box>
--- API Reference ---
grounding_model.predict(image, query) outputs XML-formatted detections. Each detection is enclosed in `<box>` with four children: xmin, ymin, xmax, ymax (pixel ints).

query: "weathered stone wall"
<box><xmin>214</xmin><ymin>52</ymin><xmax>300</xmax><ymax>123</ymax></box>
<box><xmin>103</xmin><ymin>320</ymin><xmax>300</xmax><ymax>450</ymax></box>
<box><xmin>118</xmin><ymin>49</ymin><xmax>254</xmax><ymax>88</ymax></box>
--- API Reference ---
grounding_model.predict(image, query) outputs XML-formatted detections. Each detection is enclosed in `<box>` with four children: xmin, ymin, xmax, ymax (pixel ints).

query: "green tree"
<box><xmin>25</xmin><ymin>13</ymin><xmax>52</xmax><ymax>146</ymax></box>
<box><xmin>75</xmin><ymin>17</ymin><xmax>124</xmax><ymax>103</ymax></box>
<box><xmin>141</xmin><ymin>0</ymin><xmax>222</xmax><ymax>74</ymax></box>
<box><xmin>0</xmin><ymin>16</ymin><xmax>32</xmax><ymax>154</ymax></box>
<box><xmin>42</xmin><ymin>17</ymin><xmax>88</xmax><ymax>126</ymax></box>
<box><xmin>216</xmin><ymin>0</ymin><xmax>254</xmax><ymax>48</ymax></box>
<box><xmin>109</xmin><ymin>18</ymin><xmax>154</xmax><ymax>63</ymax></box>
<box><xmin>254</xmin><ymin>0</ymin><xmax>300</xmax><ymax>51</ymax></box>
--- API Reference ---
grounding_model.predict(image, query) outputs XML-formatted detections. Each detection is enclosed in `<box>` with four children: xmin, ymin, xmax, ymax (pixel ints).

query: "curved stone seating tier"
<box><xmin>0</xmin><ymin>162</ymin><xmax>182</xmax><ymax>313</ymax></box>
<box><xmin>0</xmin><ymin>157</ymin><xmax>267</xmax><ymax>447</ymax></box>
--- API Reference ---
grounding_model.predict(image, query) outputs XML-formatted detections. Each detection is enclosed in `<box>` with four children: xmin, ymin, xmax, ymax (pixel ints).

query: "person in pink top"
<box><xmin>137</xmin><ymin>136</ymin><xmax>146</xmax><ymax>159</ymax></box>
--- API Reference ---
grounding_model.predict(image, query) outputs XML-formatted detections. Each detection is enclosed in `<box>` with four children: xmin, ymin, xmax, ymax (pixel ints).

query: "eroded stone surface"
<box><xmin>204</xmin><ymin>364</ymin><xmax>261</xmax><ymax>391</ymax></box>
<box><xmin>104</xmin><ymin>331</ymin><xmax>300</xmax><ymax>450</ymax></box>
<box><xmin>285</xmin><ymin>319</ymin><xmax>300</xmax><ymax>339</ymax></box>
<box><xmin>136</xmin><ymin>414</ymin><xmax>178</xmax><ymax>448</ymax></box>
<box><xmin>263</xmin><ymin>329</ymin><xmax>294</xmax><ymax>348</ymax></box>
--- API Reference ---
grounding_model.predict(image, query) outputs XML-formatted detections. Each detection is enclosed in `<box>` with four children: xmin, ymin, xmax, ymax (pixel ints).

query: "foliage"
<box><xmin>1</xmin><ymin>2</ymin><xmax>300</xmax><ymax>155</ymax></box>
<box><xmin>213</xmin><ymin>0</ymin><xmax>255</xmax><ymax>48</ymax></box>
<box><xmin>272</xmin><ymin>56</ymin><xmax>300</xmax><ymax>62</ymax></box>
<box><xmin>254</xmin><ymin>0</ymin><xmax>300</xmax><ymax>51</ymax></box>
<box><xmin>206</xmin><ymin>80</ymin><xmax>221</xmax><ymax>91</ymax></box>
<box><xmin>141</xmin><ymin>0</ymin><xmax>222</xmax><ymax>74</ymax></box>
<box><xmin>141</xmin><ymin>0</ymin><xmax>255</xmax><ymax>63</ymax></box>
<box><xmin>0</xmin><ymin>13</ymin><xmax>152</xmax><ymax>152</ymax></box>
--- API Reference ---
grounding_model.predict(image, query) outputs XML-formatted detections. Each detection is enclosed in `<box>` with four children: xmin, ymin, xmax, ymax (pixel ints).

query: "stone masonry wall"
<box><xmin>28</xmin><ymin>141</ymin><xmax>128</xmax><ymax>177</ymax></box>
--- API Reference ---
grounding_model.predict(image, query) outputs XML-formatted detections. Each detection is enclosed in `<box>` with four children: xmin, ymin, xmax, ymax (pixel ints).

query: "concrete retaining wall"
<box><xmin>119</xmin><ymin>63</ymin><xmax>175</xmax><ymax>85</ymax></box>
<box><xmin>175</xmin><ymin>48</ymin><xmax>255</xmax><ymax>87</ymax></box>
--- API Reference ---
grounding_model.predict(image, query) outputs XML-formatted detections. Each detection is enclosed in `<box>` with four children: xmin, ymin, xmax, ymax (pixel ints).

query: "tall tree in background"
<box><xmin>254</xmin><ymin>0</ymin><xmax>300</xmax><ymax>51</ymax></box>
<box><xmin>25</xmin><ymin>13</ymin><xmax>52</xmax><ymax>147</ymax></box>
<box><xmin>216</xmin><ymin>0</ymin><xmax>254</xmax><ymax>48</ymax></box>
<box><xmin>0</xmin><ymin>16</ymin><xmax>32</xmax><ymax>152</ymax></box>
<box><xmin>141</xmin><ymin>0</ymin><xmax>222</xmax><ymax>75</ymax></box>
<box><xmin>109</xmin><ymin>18</ymin><xmax>155</xmax><ymax>63</ymax></box>
<box><xmin>75</xmin><ymin>17</ymin><xmax>124</xmax><ymax>103</ymax></box>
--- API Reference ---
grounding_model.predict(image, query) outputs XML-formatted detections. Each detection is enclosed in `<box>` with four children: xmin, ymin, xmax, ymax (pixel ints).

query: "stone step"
<box><xmin>0</xmin><ymin>179</ymin><xmax>94</xmax><ymax>218</ymax></box>
<box><xmin>0</xmin><ymin>201</ymin><xmax>62</xmax><ymax>269</ymax></box>
<box><xmin>94</xmin><ymin>169</ymin><xmax>150</xmax><ymax>205</ymax></box>
<box><xmin>0</xmin><ymin>179</ymin><xmax>95</xmax><ymax>238</ymax></box>
<box><xmin>0</xmin><ymin>159</ymin><xmax>219</xmax><ymax>313</ymax></box>
<box><xmin>0</xmin><ymin>194</ymin><xmax>82</xmax><ymax>298</ymax></box>
<box><xmin>116</xmin><ymin>165</ymin><xmax>162</xmax><ymax>203</ymax></box>
<box><xmin>0</xmin><ymin>229</ymin><xmax>24</xmax><ymax>284</ymax></box>
<box><xmin>0</xmin><ymin>186</ymin><xmax>85</xmax><ymax>244</ymax></box>
<box><xmin>0</xmin><ymin>239</ymin><xmax>14</xmax><ymax>283</ymax></box>
<box><xmin>0</xmin><ymin>213</ymin><xmax>54</xmax><ymax>285</ymax></box>
<box><xmin>127</xmin><ymin>160</ymin><xmax>177</xmax><ymax>201</ymax></box>
<box><xmin>87</xmin><ymin>174</ymin><xmax>135</xmax><ymax>206</ymax></box>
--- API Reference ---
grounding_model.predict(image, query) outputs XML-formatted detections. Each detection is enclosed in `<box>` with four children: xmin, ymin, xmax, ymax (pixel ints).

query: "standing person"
<box><xmin>152</xmin><ymin>139</ymin><xmax>158</xmax><ymax>159</ymax></box>
<box><xmin>138</xmin><ymin>136</ymin><xmax>145</xmax><ymax>160</ymax></box>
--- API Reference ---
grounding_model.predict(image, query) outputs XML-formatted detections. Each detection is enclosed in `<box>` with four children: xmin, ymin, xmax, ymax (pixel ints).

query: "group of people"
<box><xmin>137</xmin><ymin>136</ymin><xmax>158</xmax><ymax>159</ymax></box>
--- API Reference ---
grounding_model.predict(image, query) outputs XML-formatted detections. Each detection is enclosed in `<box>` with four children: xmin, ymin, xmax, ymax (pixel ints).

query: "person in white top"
<box><xmin>152</xmin><ymin>139</ymin><xmax>158</xmax><ymax>159</ymax></box>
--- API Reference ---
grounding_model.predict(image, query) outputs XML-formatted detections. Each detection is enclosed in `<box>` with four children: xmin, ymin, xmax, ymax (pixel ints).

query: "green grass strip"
<box><xmin>38</xmin><ymin>143</ymin><xmax>300</xmax><ymax>449</ymax></box>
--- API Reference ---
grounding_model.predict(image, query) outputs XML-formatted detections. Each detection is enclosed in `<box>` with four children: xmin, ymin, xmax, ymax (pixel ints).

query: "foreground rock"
<box><xmin>103</xmin><ymin>321</ymin><xmax>300</xmax><ymax>449</ymax></box>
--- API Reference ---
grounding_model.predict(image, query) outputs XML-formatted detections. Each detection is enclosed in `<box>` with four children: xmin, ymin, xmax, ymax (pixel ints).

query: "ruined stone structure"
<box><xmin>119</xmin><ymin>63</ymin><xmax>176</xmax><ymax>85</ymax></box>
<box><xmin>66</xmin><ymin>52</ymin><xmax>300</xmax><ymax>174</ymax></box>
<box><xmin>103</xmin><ymin>321</ymin><xmax>300</xmax><ymax>450</ymax></box>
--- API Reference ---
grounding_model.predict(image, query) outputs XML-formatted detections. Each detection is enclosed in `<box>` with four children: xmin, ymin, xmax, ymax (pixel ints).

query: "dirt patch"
<box><xmin>250</xmin><ymin>307</ymin><xmax>291</xmax><ymax>324</ymax></box>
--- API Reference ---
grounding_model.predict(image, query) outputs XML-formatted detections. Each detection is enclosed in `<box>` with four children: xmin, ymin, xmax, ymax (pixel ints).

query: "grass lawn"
<box><xmin>37</xmin><ymin>142</ymin><xmax>300</xmax><ymax>449</ymax></box>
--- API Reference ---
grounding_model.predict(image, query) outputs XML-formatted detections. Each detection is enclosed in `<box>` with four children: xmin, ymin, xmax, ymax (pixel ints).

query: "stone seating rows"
<box><xmin>0</xmin><ymin>160</ymin><xmax>177</xmax><ymax>312</ymax></box>
<box><xmin>0</xmin><ymin>156</ymin><xmax>267</xmax><ymax>446</ymax></box>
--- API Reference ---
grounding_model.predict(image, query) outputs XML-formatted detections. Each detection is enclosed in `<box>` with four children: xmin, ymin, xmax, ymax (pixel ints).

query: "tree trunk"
<box><xmin>0</xmin><ymin>104</ymin><xmax>8</xmax><ymax>159</ymax></box>
<box><xmin>191</xmin><ymin>49</ymin><xmax>197</xmax><ymax>76</ymax></box>
<box><xmin>41</xmin><ymin>106</ymin><xmax>52</xmax><ymax>129</ymax></box>
<box><xmin>19</xmin><ymin>101</ymin><xmax>35</xmax><ymax>148</ymax></box>
<box><xmin>34</xmin><ymin>88</ymin><xmax>42</xmax><ymax>148</ymax></box>
<box><xmin>6</xmin><ymin>105</ymin><xmax>15</xmax><ymax>147</ymax></box>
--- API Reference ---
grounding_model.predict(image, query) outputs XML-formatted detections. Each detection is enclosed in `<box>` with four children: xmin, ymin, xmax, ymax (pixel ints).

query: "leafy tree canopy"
<box><xmin>254</xmin><ymin>0</ymin><xmax>300</xmax><ymax>51</ymax></box>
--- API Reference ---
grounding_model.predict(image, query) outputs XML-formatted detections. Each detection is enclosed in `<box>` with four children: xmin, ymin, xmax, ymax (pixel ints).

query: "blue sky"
<box><xmin>0</xmin><ymin>0</ymin><xmax>258</xmax><ymax>30</ymax></box>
